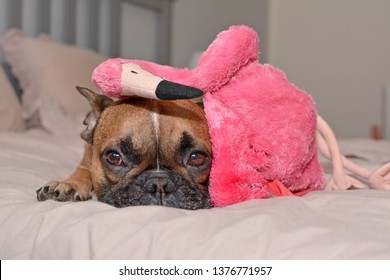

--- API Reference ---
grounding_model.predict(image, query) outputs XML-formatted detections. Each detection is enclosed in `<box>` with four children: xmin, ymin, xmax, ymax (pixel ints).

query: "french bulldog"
<box><xmin>36</xmin><ymin>87</ymin><xmax>212</xmax><ymax>210</ymax></box>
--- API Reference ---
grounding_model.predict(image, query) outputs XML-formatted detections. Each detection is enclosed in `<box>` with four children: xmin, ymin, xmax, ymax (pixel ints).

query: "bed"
<box><xmin>1</xmin><ymin>0</ymin><xmax>390</xmax><ymax>260</ymax></box>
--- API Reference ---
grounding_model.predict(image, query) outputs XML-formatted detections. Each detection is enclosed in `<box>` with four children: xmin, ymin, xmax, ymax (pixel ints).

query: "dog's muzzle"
<box><xmin>100</xmin><ymin>170</ymin><xmax>210</xmax><ymax>210</ymax></box>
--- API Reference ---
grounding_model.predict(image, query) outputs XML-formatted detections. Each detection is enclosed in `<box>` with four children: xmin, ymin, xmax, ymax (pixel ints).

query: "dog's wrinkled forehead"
<box><xmin>93</xmin><ymin>98</ymin><xmax>210</xmax><ymax>152</ymax></box>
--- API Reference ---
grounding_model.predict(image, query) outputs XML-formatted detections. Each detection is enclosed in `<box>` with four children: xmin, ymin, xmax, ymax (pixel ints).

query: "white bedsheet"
<box><xmin>1</xmin><ymin>130</ymin><xmax>390</xmax><ymax>259</ymax></box>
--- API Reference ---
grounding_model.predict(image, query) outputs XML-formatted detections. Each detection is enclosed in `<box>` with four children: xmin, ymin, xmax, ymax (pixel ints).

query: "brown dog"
<box><xmin>36</xmin><ymin>87</ymin><xmax>212</xmax><ymax>210</ymax></box>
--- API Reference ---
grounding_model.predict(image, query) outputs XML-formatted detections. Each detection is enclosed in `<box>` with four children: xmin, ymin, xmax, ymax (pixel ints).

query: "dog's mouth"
<box><xmin>99</xmin><ymin>170</ymin><xmax>211</xmax><ymax>210</ymax></box>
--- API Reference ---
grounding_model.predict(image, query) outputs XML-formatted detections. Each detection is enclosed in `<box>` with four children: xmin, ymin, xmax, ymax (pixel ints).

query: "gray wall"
<box><xmin>170</xmin><ymin>0</ymin><xmax>269</xmax><ymax>67</ymax></box>
<box><xmin>268</xmin><ymin>0</ymin><xmax>390</xmax><ymax>138</ymax></box>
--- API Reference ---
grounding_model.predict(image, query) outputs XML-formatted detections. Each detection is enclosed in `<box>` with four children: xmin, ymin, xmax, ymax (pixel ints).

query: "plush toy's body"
<box><xmin>92</xmin><ymin>25</ymin><xmax>390</xmax><ymax>207</ymax></box>
<box><xmin>203</xmin><ymin>63</ymin><xmax>325</xmax><ymax>206</ymax></box>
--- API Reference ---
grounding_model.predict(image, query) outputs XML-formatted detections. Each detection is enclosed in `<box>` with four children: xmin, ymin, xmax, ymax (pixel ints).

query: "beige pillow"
<box><xmin>0</xmin><ymin>66</ymin><xmax>25</xmax><ymax>131</ymax></box>
<box><xmin>0</xmin><ymin>28</ymin><xmax>107</xmax><ymax>135</ymax></box>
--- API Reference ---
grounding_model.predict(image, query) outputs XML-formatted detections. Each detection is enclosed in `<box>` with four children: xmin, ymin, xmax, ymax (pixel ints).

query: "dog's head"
<box><xmin>77</xmin><ymin>87</ymin><xmax>212</xmax><ymax>210</ymax></box>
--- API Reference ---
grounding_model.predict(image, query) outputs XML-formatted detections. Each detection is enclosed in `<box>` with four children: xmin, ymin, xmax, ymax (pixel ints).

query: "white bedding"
<box><xmin>1</xmin><ymin>129</ymin><xmax>390</xmax><ymax>259</ymax></box>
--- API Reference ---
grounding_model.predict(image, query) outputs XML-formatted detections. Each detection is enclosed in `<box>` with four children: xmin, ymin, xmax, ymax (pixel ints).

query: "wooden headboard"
<box><xmin>0</xmin><ymin>0</ymin><xmax>173</xmax><ymax>64</ymax></box>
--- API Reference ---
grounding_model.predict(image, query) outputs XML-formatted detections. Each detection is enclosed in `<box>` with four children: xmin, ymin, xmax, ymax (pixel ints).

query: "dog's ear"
<box><xmin>76</xmin><ymin>86</ymin><xmax>114</xmax><ymax>144</ymax></box>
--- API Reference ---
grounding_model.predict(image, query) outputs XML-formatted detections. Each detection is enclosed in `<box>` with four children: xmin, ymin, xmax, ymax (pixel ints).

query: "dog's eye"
<box><xmin>187</xmin><ymin>152</ymin><xmax>208</xmax><ymax>167</ymax></box>
<box><xmin>106</xmin><ymin>151</ymin><xmax>124</xmax><ymax>166</ymax></box>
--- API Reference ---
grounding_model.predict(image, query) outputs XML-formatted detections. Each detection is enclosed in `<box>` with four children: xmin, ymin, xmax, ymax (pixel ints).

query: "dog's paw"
<box><xmin>36</xmin><ymin>181</ymin><xmax>92</xmax><ymax>202</ymax></box>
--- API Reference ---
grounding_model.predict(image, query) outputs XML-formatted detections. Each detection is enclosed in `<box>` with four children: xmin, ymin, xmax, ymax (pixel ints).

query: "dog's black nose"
<box><xmin>144</xmin><ymin>175</ymin><xmax>176</xmax><ymax>194</ymax></box>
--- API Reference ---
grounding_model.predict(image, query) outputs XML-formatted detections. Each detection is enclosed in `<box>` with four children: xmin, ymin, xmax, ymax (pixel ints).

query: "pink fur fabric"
<box><xmin>92</xmin><ymin>25</ymin><xmax>325</xmax><ymax>207</ymax></box>
<box><xmin>201</xmin><ymin>26</ymin><xmax>325</xmax><ymax>206</ymax></box>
